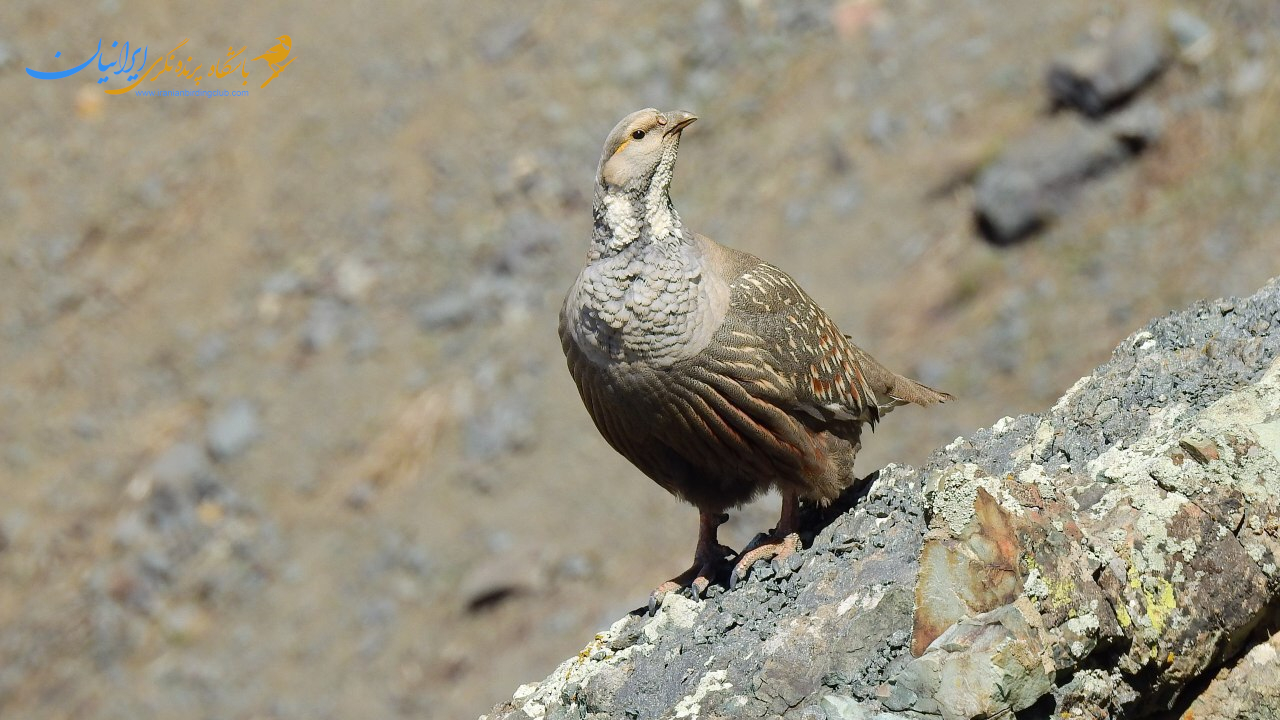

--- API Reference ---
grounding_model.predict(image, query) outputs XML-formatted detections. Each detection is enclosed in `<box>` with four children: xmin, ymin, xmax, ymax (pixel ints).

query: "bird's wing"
<box><xmin>714</xmin><ymin>260</ymin><xmax>883</xmax><ymax>430</ymax></box>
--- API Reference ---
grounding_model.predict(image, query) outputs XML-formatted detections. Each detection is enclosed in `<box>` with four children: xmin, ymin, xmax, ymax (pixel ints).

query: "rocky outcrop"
<box><xmin>484</xmin><ymin>278</ymin><xmax>1280</xmax><ymax>720</ymax></box>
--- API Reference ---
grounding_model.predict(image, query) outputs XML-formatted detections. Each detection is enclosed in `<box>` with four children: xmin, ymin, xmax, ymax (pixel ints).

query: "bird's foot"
<box><xmin>647</xmin><ymin>544</ymin><xmax>737</xmax><ymax>614</ymax></box>
<box><xmin>729</xmin><ymin>532</ymin><xmax>802</xmax><ymax>589</ymax></box>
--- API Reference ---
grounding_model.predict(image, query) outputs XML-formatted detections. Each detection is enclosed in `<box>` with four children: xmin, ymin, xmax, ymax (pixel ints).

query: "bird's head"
<box><xmin>596</xmin><ymin>108</ymin><xmax>697</xmax><ymax>194</ymax></box>
<box><xmin>277</xmin><ymin>35</ymin><xmax>292</xmax><ymax>47</ymax></box>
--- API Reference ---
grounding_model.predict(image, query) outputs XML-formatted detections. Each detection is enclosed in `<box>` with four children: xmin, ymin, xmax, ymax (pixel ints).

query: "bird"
<box><xmin>252</xmin><ymin>35</ymin><xmax>291</xmax><ymax>72</ymax></box>
<box><xmin>559</xmin><ymin>108</ymin><xmax>952</xmax><ymax>607</ymax></box>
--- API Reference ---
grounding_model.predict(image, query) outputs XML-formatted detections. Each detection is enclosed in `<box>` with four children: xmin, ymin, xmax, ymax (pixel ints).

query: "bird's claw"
<box><xmin>647</xmin><ymin>548</ymin><xmax>737</xmax><ymax>614</ymax></box>
<box><xmin>730</xmin><ymin>532</ymin><xmax>802</xmax><ymax>588</ymax></box>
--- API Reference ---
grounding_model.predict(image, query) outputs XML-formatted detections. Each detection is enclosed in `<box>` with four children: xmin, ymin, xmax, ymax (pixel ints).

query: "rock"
<box><xmin>1106</xmin><ymin>100</ymin><xmax>1165</xmax><ymax>150</ymax></box>
<box><xmin>261</xmin><ymin>270</ymin><xmax>305</xmax><ymax>296</ymax></box>
<box><xmin>1167</xmin><ymin>9</ymin><xmax>1215</xmax><ymax>65</ymax></box>
<box><xmin>476</xmin><ymin>18</ymin><xmax>532</xmax><ymax>64</ymax></box>
<box><xmin>72</xmin><ymin>413</ymin><xmax>99</xmax><ymax>439</ymax></box>
<box><xmin>974</xmin><ymin>115</ymin><xmax>1137</xmax><ymax>244</ymax></box>
<box><xmin>415</xmin><ymin>289</ymin><xmax>477</xmax><ymax>331</ymax></box>
<box><xmin>463</xmin><ymin>387</ymin><xmax>534</xmax><ymax>461</ymax></box>
<box><xmin>898</xmin><ymin>601</ymin><xmax>1054</xmax><ymax>720</ymax></box>
<box><xmin>486</xmin><ymin>278</ymin><xmax>1280</xmax><ymax>720</ymax></box>
<box><xmin>344</xmin><ymin>479</ymin><xmax>375</xmax><ymax>510</ymax></box>
<box><xmin>195</xmin><ymin>333</ymin><xmax>228</xmax><ymax>368</ymax></box>
<box><xmin>459</xmin><ymin>551</ymin><xmax>544</xmax><ymax>613</ymax></box>
<box><xmin>148</xmin><ymin>443</ymin><xmax>211</xmax><ymax>488</ymax></box>
<box><xmin>301</xmin><ymin>297</ymin><xmax>344</xmax><ymax>352</ymax></box>
<box><xmin>865</xmin><ymin>108</ymin><xmax>899</xmax><ymax>148</ymax></box>
<box><xmin>1047</xmin><ymin>9</ymin><xmax>1169</xmax><ymax>118</ymax></box>
<box><xmin>1182</xmin><ymin>631</ymin><xmax>1280</xmax><ymax>720</ymax></box>
<box><xmin>206</xmin><ymin>399</ymin><xmax>261</xmax><ymax>462</ymax></box>
<box><xmin>1230</xmin><ymin>60</ymin><xmax>1268</xmax><ymax>99</ymax></box>
<box><xmin>332</xmin><ymin>255</ymin><xmax>378</xmax><ymax>302</ymax></box>
<box><xmin>972</xmin><ymin>101</ymin><xmax>1163</xmax><ymax>244</ymax></box>
<box><xmin>347</xmin><ymin>322</ymin><xmax>380</xmax><ymax>359</ymax></box>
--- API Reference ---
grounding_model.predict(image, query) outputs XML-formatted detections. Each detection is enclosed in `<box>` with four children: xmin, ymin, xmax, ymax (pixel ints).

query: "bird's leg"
<box><xmin>649</xmin><ymin>511</ymin><xmax>737</xmax><ymax>612</ymax></box>
<box><xmin>731</xmin><ymin>490</ymin><xmax>802</xmax><ymax>587</ymax></box>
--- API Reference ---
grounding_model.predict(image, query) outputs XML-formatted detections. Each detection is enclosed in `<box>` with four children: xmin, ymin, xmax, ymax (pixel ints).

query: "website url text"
<box><xmin>134</xmin><ymin>89</ymin><xmax>249</xmax><ymax>98</ymax></box>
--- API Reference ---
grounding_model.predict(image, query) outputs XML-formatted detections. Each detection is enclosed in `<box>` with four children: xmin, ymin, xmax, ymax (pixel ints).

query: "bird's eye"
<box><xmin>631</xmin><ymin>129</ymin><xmax>646</xmax><ymax>140</ymax></box>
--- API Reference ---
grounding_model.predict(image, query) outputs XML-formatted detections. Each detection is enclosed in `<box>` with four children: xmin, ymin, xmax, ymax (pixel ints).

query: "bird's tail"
<box><xmin>846</xmin><ymin>341</ymin><xmax>953</xmax><ymax>409</ymax></box>
<box><xmin>887</xmin><ymin>374</ymin><xmax>952</xmax><ymax>407</ymax></box>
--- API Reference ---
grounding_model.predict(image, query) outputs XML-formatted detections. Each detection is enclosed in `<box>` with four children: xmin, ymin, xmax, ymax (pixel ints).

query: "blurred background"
<box><xmin>1</xmin><ymin>1</ymin><xmax>1279</xmax><ymax>718</ymax></box>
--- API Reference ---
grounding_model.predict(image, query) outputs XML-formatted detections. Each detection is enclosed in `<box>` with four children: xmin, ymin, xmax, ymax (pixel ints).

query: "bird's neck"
<box><xmin>570</xmin><ymin>182</ymin><xmax>717</xmax><ymax>367</ymax></box>
<box><xmin>589</xmin><ymin>182</ymin><xmax>687</xmax><ymax>261</ymax></box>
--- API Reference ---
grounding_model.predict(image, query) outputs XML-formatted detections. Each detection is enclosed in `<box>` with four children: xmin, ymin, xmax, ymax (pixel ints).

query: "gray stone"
<box><xmin>464</xmin><ymin>385</ymin><xmax>535</xmax><ymax>461</ymax></box>
<box><xmin>196</xmin><ymin>333</ymin><xmax>228</xmax><ymax>368</ymax></box>
<box><xmin>1168</xmin><ymin>9</ymin><xmax>1215</xmax><ymax>64</ymax></box>
<box><xmin>865</xmin><ymin>108</ymin><xmax>899</xmax><ymax>148</ymax></box>
<box><xmin>1231</xmin><ymin>60</ymin><xmax>1268</xmax><ymax>99</ymax></box>
<box><xmin>1047</xmin><ymin>9</ymin><xmax>1169</xmax><ymax>117</ymax></box>
<box><xmin>149</xmin><ymin>442</ymin><xmax>211</xmax><ymax>486</ymax></box>
<box><xmin>973</xmin><ymin>100</ymin><xmax>1164</xmax><ymax>244</ymax></box>
<box><xmin>1106</xmin><ymin>101</ymin><xmax>1165</xmax><ymax>149</ymax></box>
<box><xmin>416</xmin><ymin>290</ymin><xmax>479</xmax><ymax>332</ymax></box>
<box><xmin>476</xmin><ymin>18</ymin><xmax>532</xmax><ymax>64</ymax></box>
<box><xmin>974</xmin><ymin>115</ymin><xmax>1132</xmax><ymax>244</ymax></box>
<box><xmin>206</xmin><ymin>399</ymin><xmax>261</xmax><ymax>461</ymax></box>
<box><xmin>301</xmin><ymin>297</ymin><xmax>343</xmax><ymax>352</ymax></box>
<box><xmin>261</xmin><ymin>270</ymin><xmax>304</xmax><ymax>296</ymax></box>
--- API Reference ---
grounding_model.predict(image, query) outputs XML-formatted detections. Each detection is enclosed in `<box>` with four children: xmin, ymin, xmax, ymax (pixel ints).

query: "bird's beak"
<box><xmin>664</xmin><ymin>111</ymin><xmax>697</xmax><ymax>136</ymax></box>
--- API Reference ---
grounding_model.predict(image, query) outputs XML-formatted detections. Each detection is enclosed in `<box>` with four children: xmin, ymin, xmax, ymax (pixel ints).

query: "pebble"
<box><xmin>459</xmin><ymin>552</ymin><xmax>542</xmax><ymax>612</ymax></box>
<box><xmin>1167</xmin><ymin>9</ymin><xmax>1214</xmax><ymax>64</ymax></box>
<box><xmin>348</xmin><ymin>323</ymin><xmax>380</xmax><ymax>359</ymax></box>
<box><xmin>827</xmin><ymin>182</ymin><xmax>861</xmax><ymax>216</ymax></box>
<box><xmin>1107</xmin><ymin>101</ymin><xmax>1165</xmax><ymax>149</ymax></box>
<box><xmin>196</xmin><ymin>333</ymin><xmax>229</xmax><ymax>368</ymax></box>
<box><xmin>866</xmin><ymin>108</ymin><xmax>899</xmax><ymax>147</ymax></box>
<box><xmin>261</xmin><ymin>270</ymin><xmax>305</xmax><ymax>296</ymax></box>
<box><xmin>415</xmin><ymin>290</ymin><xmax>476</xmax><ymax>332</ymax></box>
<box><xmin>206</xmin><ymin>399</ymin><xmax>261</xmax><ymax>462</ymax></box>
<box><xmin>464</xmin><ymin>393</ymin><xmax>535</xmax><ymax>460</ymax></box>
<box><xmin>150</xmin><ymin>442</ymin><xmax>210</xmax><ymax>486</ymax></box>
<box><xmin>302</xmin><ymin>298</ymin><xmax>343</xmax><ymax>352</ymax></box>
<box><xmin>160</xmin><ymin>603</ymin><xmax>212</xmax><ymax>643</ymax></box>
<box><xmin>923</xmin><ymin>101</ymin><xmax>953</xmax><ymax>135</ymax></box>
<box><xmin>476</xmin><ymin>18</ymin><xmax>532</xmax><ymax>64</ymax></box>
<box><xmin>333</xmin><ymin>256</ymin><xmax>378</xmax><ymax>302</ymax></box>
<box><xmin>1230</xmin><ymin>60</ymin><xmax>1268</xmax><ymax>99</ymax></box>
<box><xmin>344</xmin><ymin>480</ymin><xmax>375</xmax><ymax>510</ymax></box>
<box><xmin>556</xmin><ymin>553</ymin><xmax>594</xmax><ymax>581</ymax></box>
<box><xmin>72</xmin><ymin>413</ymin><xmax>100</xmax><ymax>439</ymax></box>
<box><xmin>784</xmin><ymin>200</ymin><xmax>811</xmax><ymax>228</ymax></box>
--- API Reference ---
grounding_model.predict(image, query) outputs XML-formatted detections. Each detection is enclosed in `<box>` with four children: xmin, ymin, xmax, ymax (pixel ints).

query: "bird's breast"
<box><xmin>565</xmin><ymin>251</ymin><xmax>729</xmax><ymax>369</ymax></box>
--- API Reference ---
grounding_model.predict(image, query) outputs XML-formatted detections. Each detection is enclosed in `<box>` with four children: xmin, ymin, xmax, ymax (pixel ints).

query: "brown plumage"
<box><xmin>560</xmin><ymin>109</ymin><xmax>951</xmax><ymax>604</ymax></box>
